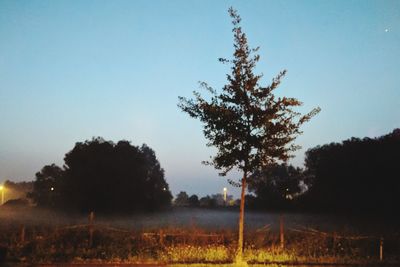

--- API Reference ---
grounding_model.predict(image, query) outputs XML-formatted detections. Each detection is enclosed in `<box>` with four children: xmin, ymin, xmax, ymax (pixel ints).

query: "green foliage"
<box><xmin>179</xmin><ymin>8</ymin><xmax>319</xmax><ymax>176</ymax></box>
<box><xmin>160</xmin><ymin>245</ymin><xmax>232</xmax><ymax>262</ymax></box>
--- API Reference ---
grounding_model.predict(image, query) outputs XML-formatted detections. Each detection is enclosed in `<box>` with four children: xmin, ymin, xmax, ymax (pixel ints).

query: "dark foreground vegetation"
<box><xmin>0</xmin><ymin>207</ymin><xmax>399</xmax><ymax>265</ymax></box>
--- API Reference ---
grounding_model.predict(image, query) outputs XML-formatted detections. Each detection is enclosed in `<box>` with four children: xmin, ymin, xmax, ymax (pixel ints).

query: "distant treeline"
<box><xmin>247</xmin><ymin>128</ymin><xmax>400</xmax><ymax>215</ymax></box>
<box><xmin>173</xmin><ymin>191</ymin><xmax>236</xmax><ymax>208</ymax></box>
<box><xmin>300</xmin><ymin>128</ymin><xmax>400</xmax><ymax>214</ymax></box>
<box><xmin>3</xmin><ymin>129</ymin><xmax>399</xmax><ymax>215</ymax></box>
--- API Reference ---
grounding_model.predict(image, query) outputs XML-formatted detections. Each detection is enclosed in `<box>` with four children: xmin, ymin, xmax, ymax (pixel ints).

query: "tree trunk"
<box><xmin>236</xmin><ymin>172</ymin><xmax>247</xmax><ymax>263</ymax></box>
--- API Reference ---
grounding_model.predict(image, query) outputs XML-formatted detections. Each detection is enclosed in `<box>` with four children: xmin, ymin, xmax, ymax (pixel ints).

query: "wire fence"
<box><xmin>0</xmin><ymin>212</ymin><xmax>399</xmax><ymax>263</ymax></box>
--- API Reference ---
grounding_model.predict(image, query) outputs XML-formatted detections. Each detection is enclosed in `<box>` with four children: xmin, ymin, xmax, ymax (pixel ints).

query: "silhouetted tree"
<box><xmin>174</xmin><ymin>191</ymin><xmax>189</xmax><ymax>206</ymax></box>
<box><xmin>29</xmin><ymin>164</ymin><xmax>63</xmax><ymax>208</ymax></box>
<box><xmin>188</xmin><ymin>194</ymin><xmax>200</xmax><ymax>206</ymax></box>
<box><xmin>211</xmin><ymin>193</ymin><xmax>234</xmax><ymax>206</ymax></box>
<box><xmin>244</xmin><ymin>194</ymin><xmax>258</xmax><ymax>208</ymax></box>
<box><xmin>199</xmin><ymin>195</ymin><xmax>217</xmax><ymax>208</ymax></box>
<box><xmin>248</xmin><ymin>164</ymin><xmax>305</xmax><ymax>210</ymax></box>
<box><xmin>30</xmin><ymin>138</ymin><xmax>172</xmax><ymax>213</ymax></box>
<box><xmin>178</xmin><ymin>8</ymin><xmax>319</xmax><ymax>262</ymax></box>
<box><xmin>302</xmin><ymin>129</ymin><xmax>400</xmax><ymax>214</ymax></box>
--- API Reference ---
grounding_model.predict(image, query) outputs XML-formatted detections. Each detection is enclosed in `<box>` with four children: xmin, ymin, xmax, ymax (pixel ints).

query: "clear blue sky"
<box><xmin>1</xmin><ymin>0</ymin><xmax>399</xmax><ymax>198</ymax></box>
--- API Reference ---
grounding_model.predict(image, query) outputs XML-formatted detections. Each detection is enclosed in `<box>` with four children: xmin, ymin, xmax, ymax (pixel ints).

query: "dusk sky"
<box><xmin>1</xmin><ymin>0</ymin><xmax>399</xmax><ymax>198</ymax></box>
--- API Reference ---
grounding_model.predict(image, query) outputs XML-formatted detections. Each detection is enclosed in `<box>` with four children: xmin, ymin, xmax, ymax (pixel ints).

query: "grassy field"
<box><xmin>1</xmin><ymin>206</ymin><xmax>399</xmax><ymax>265</ymax></box>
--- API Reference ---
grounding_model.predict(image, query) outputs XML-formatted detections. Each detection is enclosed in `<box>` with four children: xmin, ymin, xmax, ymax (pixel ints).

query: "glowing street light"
<box><xmin>223</xmin><ymin>187</ymin><xmax>227</xmax><ymax>203</ymax></box>
<box><xmin>0</xmin><ymin>185</ymin><xmax>4</xmax><ymax>205</ymax></box>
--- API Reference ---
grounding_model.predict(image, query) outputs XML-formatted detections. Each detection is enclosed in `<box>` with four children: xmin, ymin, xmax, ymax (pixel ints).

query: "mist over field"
<box><xmin>1</xmin><ymin>203</ymin><xmax>400</xmax><ymax>264</ymax></box>
<box><xmin>1</xmin><ymin>206</ymin><xmax>398</xmax><ymax>235</ymax></box>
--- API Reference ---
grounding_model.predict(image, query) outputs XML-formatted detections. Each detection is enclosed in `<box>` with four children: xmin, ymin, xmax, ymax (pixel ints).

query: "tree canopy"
<box><xmin>179</xmin><ymin>9</ymin><xmax>319</xmax><ymax>177</ymax></box>
<box><xmin>248</xmin><ymin>164</ymin><xmax>305</xmax><ymax>209</ymax></box>
<box><xmin>301</xmin><ymin>129</ymin><xmax>400</xmax><ymax>214</ymax></box>
<box><xmin>30</xmin><ymin>137</ymin><xmax>172</xmax><ymax>213</ymax></box>
<box><xmin>174</xmin><ymin>191</ymin><xmax>190</xmax><ymax>206</ymax></box>
<box><xmin>29</xmin><ymin>164</ymin><xmax>63</xmax><ymax>208</ymax></box>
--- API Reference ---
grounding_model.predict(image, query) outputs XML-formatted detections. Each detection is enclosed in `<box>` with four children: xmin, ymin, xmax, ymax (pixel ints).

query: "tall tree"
<box><xmin>178</xmin><ymin>8</ymin><xmax>319</xmax><ymax>263</ymax></box>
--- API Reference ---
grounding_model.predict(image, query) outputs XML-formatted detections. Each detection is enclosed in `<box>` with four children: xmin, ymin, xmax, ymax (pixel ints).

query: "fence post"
<box><xmin>20</xmin><ymin>225</ymin><xmax>25</xmax><ymax>245</ymax></box>
<box><xmin>159</xmin><ymin>229</ymin><xmax>164</xmax><ymax>246</ymax></box>
<box><xmin>280</xmin><ymin>215</ymin><xmax>284</xmax><ymax>250</ymax></box>
<box><xmin>379</xmin><ymin>237</ymin><xmax>383</xmax><ymax>261</ymax></box>
<box><xmin>54</xmin><ymin>225</ymin><xmax>59</xmax><ymax>242</ymax></box>
<box><xmin>332</xmin><ymin>232</ymin><xmax>337</xmax><ymax>256</ymax></box>
<box><xmin>88</xmin><ymin>211</ymin><xmax>95</xmax><ymax>248</ymax></box>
